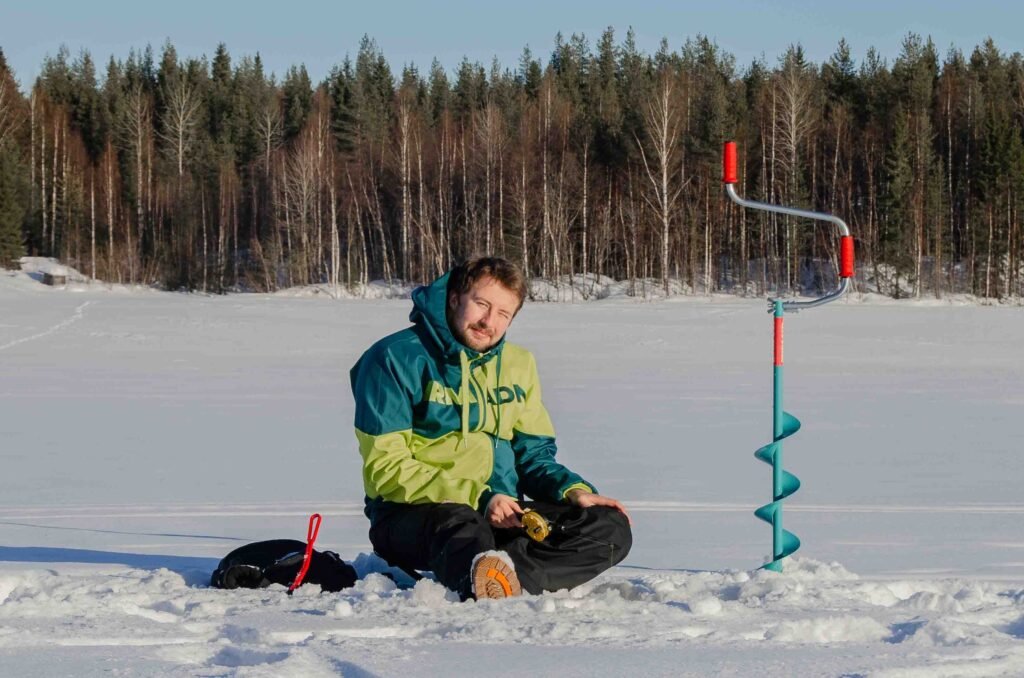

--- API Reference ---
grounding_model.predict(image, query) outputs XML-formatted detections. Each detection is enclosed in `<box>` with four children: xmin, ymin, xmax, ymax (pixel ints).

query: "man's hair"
<box><xmin>447</xmin><ymin>256</ymin><xmax>528</xmax><ymax>312</ymax></box>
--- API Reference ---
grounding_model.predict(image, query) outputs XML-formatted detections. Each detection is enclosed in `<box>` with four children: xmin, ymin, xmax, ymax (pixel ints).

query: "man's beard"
<box><xmin>464</xmin><ymin>322</ymin><xmax>495</xmax><ymax>349</ymax></box>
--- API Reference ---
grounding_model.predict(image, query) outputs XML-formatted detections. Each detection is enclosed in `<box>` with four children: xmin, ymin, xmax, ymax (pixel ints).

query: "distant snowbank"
<box><xmin>18</xmin><ymin>256</ymin><xmax>84</xmax><ymax>282</ymax></box>
<box><xmin>8</xmin><ymin>257</ymin><xmax>159</xmax><ymax>295</ymax></box>
<box><xmin>4</xmin><ymin>259</ymin><xmax>1022</xmax><ymax>307</ymax></box>
<box><xmin>270</xmin><ymin>280</ymin><xmax>418</xmax><ymax>299</ymax></box>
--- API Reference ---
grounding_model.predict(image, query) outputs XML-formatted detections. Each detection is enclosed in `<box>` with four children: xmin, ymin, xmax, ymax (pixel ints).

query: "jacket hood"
<box><xmin>410</xmin><ymin>271</ymin><xmax>505</xmax><ymax>361</ymax></box>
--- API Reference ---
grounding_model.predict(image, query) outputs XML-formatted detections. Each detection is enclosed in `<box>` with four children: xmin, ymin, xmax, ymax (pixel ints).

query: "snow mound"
<box><xmin>764</xmin><ymin>615</ymin><xmax>890</xmax><ymax>643</ymax></box>
<box><xmin>271</xmin><ymin>279</ymin><xmax>418</xmax><ymax>299</ymax></box>
<box><xmin>18</xmin><ymin>256</ymin><xmax>80</xmax><ymax>279</ymax></box>
<box><xmin>2</xmin><ymin>555</ymin><xmax>1023</xmax><ymax>675</ymax></box>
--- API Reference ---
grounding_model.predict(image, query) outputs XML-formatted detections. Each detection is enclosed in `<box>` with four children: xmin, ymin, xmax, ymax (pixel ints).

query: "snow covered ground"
<box><xmin>1</xmin><ymin>266</ymin><xmax>1023</xmax><ymax>676</ymax></box>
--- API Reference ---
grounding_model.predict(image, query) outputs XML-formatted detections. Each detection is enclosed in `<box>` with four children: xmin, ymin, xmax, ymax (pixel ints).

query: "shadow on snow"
<box><xmin>0</xmin><ymin>545</ymin><xmax>219</xmax><ymax>586</ymax></box>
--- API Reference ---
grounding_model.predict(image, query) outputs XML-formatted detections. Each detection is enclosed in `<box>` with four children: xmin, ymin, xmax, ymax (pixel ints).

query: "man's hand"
<box><xmin>566</xmin><ymin>489</ymin><xmax>633</xmax><ymax>525</ymax></box>
<box><xmin>486</xmin><ymin>494</ymin><xmax>524</xmax><ymax>528</ymax></box>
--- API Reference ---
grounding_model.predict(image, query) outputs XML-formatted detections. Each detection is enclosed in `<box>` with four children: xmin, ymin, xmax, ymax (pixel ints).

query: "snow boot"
<box><xmin>471</xmin><ymin>550</ymin><xmax>522</xmax><ymax>600</ymax></box>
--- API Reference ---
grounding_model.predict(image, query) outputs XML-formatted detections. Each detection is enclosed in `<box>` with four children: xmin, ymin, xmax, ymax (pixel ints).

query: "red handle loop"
<box><xmin>287</xmin><ymin>513</ymin><xmax>322</xmax><ymax>594</ymax></box>
<box><xmin>723</xmin><ymin>141</ymin><xmax>738</xmax><ymax>184</ymax></box>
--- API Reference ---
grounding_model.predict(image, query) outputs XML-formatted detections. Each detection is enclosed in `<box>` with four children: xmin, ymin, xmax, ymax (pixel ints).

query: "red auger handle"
<box><xmin>840</xmin><ymin>235</ymin><xmax>855</xmax><ymax>278</ymax></box>
<box><xmin>723</xmin><ymin>141</ymin><xmax>738</xmax><ymax>184</ymax></box>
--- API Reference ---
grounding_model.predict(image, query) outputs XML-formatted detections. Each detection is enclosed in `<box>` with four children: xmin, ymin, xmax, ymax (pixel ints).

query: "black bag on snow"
<box><xmin>210</xmin><ymin>539</ymin><xmax>357</xmax><ymax>592</ymax></box>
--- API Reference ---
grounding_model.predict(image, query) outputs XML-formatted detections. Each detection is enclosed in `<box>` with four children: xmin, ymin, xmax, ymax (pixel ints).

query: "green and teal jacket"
<box><xmin>350</xmin><ymin>272</ymin><xmax>593</xmax><ymax>517</ymax></box>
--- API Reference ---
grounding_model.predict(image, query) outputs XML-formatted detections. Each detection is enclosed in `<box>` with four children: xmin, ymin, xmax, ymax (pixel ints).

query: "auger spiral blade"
<box><xmin>754</xmin><ymin>411</ymin><xmax>802</xmax><ymax>571</ymax></box>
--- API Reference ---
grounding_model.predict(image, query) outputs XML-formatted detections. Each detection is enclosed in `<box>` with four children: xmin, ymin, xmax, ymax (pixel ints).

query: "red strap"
<box><xmin>287</xmin><ymin>513</ymin><xmax>322</xmax><ymax>594</ymax></box>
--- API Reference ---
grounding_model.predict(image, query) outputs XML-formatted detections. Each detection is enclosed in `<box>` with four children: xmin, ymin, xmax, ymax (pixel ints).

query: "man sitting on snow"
<box><xmin>350</xmin><ymin>256</ymin><xmax>632</xmax><ymax>600</ymax></box>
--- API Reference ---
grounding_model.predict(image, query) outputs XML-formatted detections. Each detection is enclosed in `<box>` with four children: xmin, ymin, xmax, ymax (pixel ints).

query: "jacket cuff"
<box><xmin>561</xmin><ymin>482</ymin><xmax>595</xmax><ymax>501</ymax></box>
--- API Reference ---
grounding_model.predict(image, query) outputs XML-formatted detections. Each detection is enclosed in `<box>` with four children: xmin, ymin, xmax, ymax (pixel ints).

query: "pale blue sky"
<box><xmin>3</xmin><ymin>0</ymin><xmax>1021</xmax><ymax>89</ymax></box>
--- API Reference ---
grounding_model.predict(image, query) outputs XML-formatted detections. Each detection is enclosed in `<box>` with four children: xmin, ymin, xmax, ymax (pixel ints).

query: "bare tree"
<box><xmin>516</xmin><ymin>105</ymin><xmax>533</xmax><ymax>279</ymax></box>
<box><xmin>157</xmin><ymin>78</ymin><xmax>201</xmax><ymax>178</ymax></box>
<box><xmin>329</xmin><ymin>159</ymin><xmax>339</xmax><ymax>294</ymax></box>
<box><xmin>284</xmin><ymin>130</ymin><xmax>318</xmax><ymax>284</ymax></box>
<box><xmin>636</xmin><ymin>70</ymin><xmax>686</xmax><ymax>294</ymax></box>
<box><xmin>776</xmin><ymin>55</ymin><xmax>816</xmax><ymax>195</ymax></box>
<box><xmin>775</xmin><ymin>50</ymin><xmax>817</xmax><ymax>291</ymax></box>
<box><xmin>120</xmin><ymin>84</ymin><xmax>152</xmax><ymax>282</ymax></box>
<box><xmin>255</xmin><ymin>94</ymin><xmax>283</xmax><ymax>177</ymax></box>
<box><xmin>396</xmin><ymin>88</ymin><xmax>414</xmax><ymax>280</ymax></box>
<box><xmin>474</xmin><ymin>100</ymin><xmax>507</xmax><ymax>254</ymax></box>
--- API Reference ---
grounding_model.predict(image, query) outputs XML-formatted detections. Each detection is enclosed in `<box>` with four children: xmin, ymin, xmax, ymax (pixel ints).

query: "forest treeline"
<box><xmin>0</xmin><ymin>29</ymin><xmax>1022</xmax><ymax>299</ymax></box>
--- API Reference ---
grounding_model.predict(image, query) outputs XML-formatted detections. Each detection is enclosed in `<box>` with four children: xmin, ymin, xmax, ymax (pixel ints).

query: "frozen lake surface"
<box><xmin>1</xmin><ymin>269</ymin><xmax>1022</xmax><ymax>676</ymax></box>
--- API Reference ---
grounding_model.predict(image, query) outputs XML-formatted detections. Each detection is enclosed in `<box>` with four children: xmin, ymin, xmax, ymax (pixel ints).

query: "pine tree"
<box><xmin>69</xmin><ymin>49</ymin><xmax>105</xmax><ymax>163</ymax></box>
<box><xmin>0</xmin><ymin>142</ymin><xmax>28</xmax><ymax>266</ymax></box>
<box><xmin>280</xmin><ymin>64</ymin><xmax>312</xmax><ymax>143</ymax></box>
<box><xmin>208</xmin><ymin>43</ymin><xmax>235</xmax><ymax>156</ymax></box>
<box><xmin>426</xmin><ymin>58</ymin><xmax>450</xmax><ymax>126</ymax></box>
<box><xmin>518</xmin><ymin>47</ymin><xmax>542</xmax><ymax>100</ymax></box>
<box><xmin>590</xmin><ymin>27</ymin><xmax>626</xmax><ymax>168</ymax></box>
<box><xmin>328</xmin><ymin>58</ymin><xmax>357</xmax><ymax>153</ymax></box>
<box><xmin>882</xmin><ymin>106</ymin><xmax>915</xmax><ymax>296</ymax></box>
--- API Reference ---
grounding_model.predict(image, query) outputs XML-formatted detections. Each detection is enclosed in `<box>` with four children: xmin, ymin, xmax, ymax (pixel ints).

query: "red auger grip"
<box><xmin>840</xmin><ymin>236</ymin><xmax>854</xmax><ymax>278</ymax></box>
<box><xmin>723</xmin><ymin>141</ymin><xmax>738</xmax><ymax>184</ymax></box>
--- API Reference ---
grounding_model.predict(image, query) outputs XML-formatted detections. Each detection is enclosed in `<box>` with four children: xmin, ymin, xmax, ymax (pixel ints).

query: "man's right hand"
<box><xmin>486</xmin><ymin>494</ymin><xmax>524</xmax><ymax>528</ymax></box>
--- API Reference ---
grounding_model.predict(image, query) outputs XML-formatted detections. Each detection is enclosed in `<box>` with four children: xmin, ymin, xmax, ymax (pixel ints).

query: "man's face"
<box><xmin>448</xmin><ymin>276</ymin><xmax>520</xmax><ymax>352</ymax></box>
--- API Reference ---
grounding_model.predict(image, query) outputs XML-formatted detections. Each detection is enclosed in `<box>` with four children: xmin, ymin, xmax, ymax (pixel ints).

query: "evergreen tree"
<box><xmin>280</xmin><ymin>64</ymin><xmax>312</xmax><ymax>142</ymax></box>
<box><xmin>233</xmin><ymin>54</ymin><xmax>268</xmax><ymax>167</ymax></box>
<box><xmin>590</xmin><ymin>27</ymin><xmax>625</xmax><ymax>167</ymax></box>
<box><xmin>618</xmin><ymin>28</ymin><xmax>650</xmax><ymax>151</ymax></box>
<box><xmin>69</xmin><ymin>49</ymin><xmax>105</xmax><ymax>162</ymax></box>
<box><xmin>687</xmin><ymin>35</ymin><xmax>735</xmax><ymax>163</ymax></box>
<box><xmin>208</xmin><ymin>43</ymin><xmax>235</xmax><ymax>156</ymax></box>
<box><xmin>328</xmin><ymin>58</ymin><xmax>358</xmax><ymax>153</ymax></box>
<box><xmin>822</xmin><ymin>38</ymin><xmax>858</xmax><ymax>105</ymax></box>
<box><xmin>453</xmin><ymin>57</ymin><xmax>487</xmax><ymax>121</ymax></box>
<box><xmin>39</xmin><ymin>45</ymin><xmax>74</xmax><ymax>103</ymax></box>
<box><xmin>518</xmin><ymin>47</ymin><xmax>542</xmax><ymax>100</ymax></box>
<box><xmin>0</xmin><ymin>142</ymin><xmax>27</xmax><ymax>266</ymax></box>
<box><xmin>882</xmin><ymin>106</ymin><xmax>915</xmax><ymax>295</ymax></box>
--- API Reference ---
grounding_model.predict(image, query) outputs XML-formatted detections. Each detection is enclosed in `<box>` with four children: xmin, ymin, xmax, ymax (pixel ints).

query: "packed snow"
<box><xmin>1</xmin><ymin>264</ymin><xmax>1023</xmax><ymax>676</ymax></box>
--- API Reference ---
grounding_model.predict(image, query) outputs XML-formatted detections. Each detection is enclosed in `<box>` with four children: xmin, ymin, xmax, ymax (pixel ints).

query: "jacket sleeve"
<box><xmin>510</xmin><ymin>353</ymin><xmax>595</xmax><ymax>502</ymax></box>
<box><xmin>351</xmin><ymin>346</ymin><xmax>486</xmax><ymax>507</ymax></box>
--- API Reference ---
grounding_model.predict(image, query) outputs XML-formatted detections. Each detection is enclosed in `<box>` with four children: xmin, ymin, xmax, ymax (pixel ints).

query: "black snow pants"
<box><xmin>367</xmin><ymin>500</ymin><xmax>632</xmax><ymax>599</ymax></box>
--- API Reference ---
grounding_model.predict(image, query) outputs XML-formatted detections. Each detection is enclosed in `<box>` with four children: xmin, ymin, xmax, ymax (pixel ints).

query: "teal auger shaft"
<box><xmin>753</xmin><ymin>300</ymin><xmax>802</xmax><ymax>571</ymax></box>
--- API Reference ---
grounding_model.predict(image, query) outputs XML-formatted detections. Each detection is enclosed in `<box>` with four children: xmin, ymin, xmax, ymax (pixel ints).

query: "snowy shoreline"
<box><xmin>12</xmin><ymin>257</ymin><xmax>1024</xmax><ymax>307</ymax></box>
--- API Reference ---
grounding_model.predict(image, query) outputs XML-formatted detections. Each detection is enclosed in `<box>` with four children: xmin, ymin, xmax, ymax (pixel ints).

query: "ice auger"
<box><xmin>722</xmin><ymin>141</ymin><xmax>854</xmax><ymax>572</ymax></box>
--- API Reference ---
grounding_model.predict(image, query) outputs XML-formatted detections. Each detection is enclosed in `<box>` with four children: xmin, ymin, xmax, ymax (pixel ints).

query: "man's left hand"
<box><xmin>565</xmin><ymin>489</ymin><xmax>633</xmax><ymax>526</ymax></box>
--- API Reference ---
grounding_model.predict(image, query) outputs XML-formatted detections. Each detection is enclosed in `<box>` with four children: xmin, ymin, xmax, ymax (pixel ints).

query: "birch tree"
<box><xmin>119</xmin><ymin>84</ymin><xmax>150</xmax><ymax>282</ymax></box>
<box><xmin>158</xmin><ymin>77</ymin><xmax>201</xmax><ymax>179</ymax></box>
<box><xmin>635</xmin><ymin>68</ymin><xmax>685</xmax><ymax>294</ymax></box>
<box><xmin>775</xmin><ymin>46</ymin><xmax>817</xmax><ymax>290</ymax></box>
